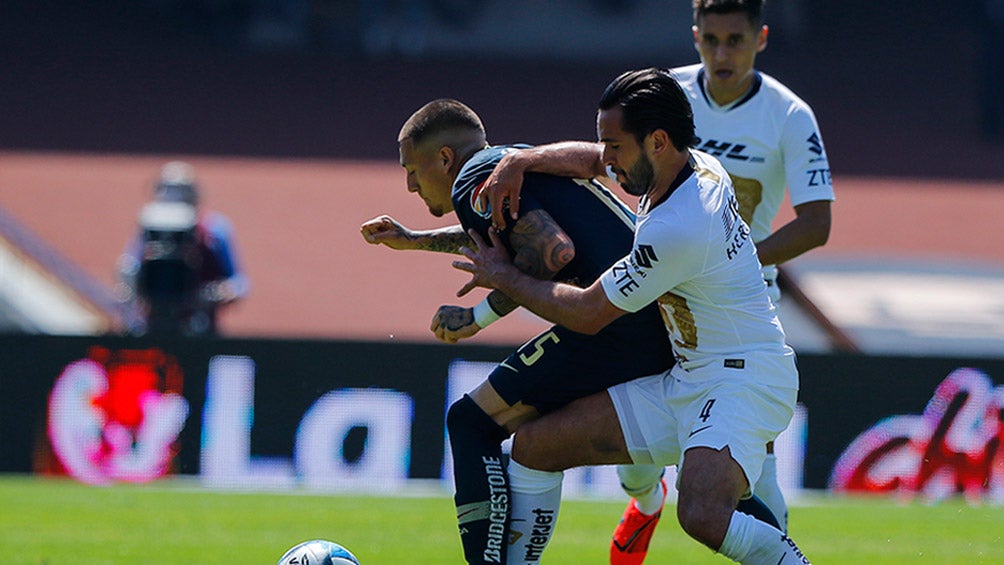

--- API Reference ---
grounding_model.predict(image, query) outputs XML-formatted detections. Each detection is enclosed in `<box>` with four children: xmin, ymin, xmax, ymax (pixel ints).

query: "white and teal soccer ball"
<box><xmin>277</xmin><ymin>539</ymin><xmax>361</xmax><ymax>565</ymax></box>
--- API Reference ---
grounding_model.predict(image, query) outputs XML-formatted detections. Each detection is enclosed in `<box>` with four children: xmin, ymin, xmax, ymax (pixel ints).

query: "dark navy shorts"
<box><xmin>487</xmin><ymin>303</ymin><xmax>674</xmax><ymax>414</ymax></box>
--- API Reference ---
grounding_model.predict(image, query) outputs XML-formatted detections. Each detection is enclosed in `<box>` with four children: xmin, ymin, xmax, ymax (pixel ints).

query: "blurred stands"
<box><xmin>1</xmin><ymin>0</ymin><xmax>1000</xmax><ymax>176</ymax></box>
<box><xmin>0</xmin><ymin>0</ymin><xmax>1001</xmax><ymax>356</ymax></box>
<box><xmin>0</xmin><ymin>206</ymin><xmax>128</xmax><ymax>334</ymax></box>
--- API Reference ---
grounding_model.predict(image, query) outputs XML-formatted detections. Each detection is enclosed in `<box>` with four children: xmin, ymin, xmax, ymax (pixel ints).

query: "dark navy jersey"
<box><xmin>451</xmin><ymin>146</ymin><xmax>673</xmax><ymax>413</ymax></box>
<box><xmin>453</xmin><ymin>145</ymin><xmax>637</xmax><ymax>288</ymax></box>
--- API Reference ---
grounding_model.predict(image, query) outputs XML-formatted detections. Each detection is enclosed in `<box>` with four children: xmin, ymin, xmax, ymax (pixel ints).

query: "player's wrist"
<box><xmin>472</xmin><ymin>298</ymin><xmax>502</xmax><ymax>328</ymax></box>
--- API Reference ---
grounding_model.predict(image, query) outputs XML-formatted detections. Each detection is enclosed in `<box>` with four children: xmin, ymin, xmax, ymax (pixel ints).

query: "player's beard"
<box><xmin>619</xmin><ymin>154</ymin><xmax>655</xmax><ymax>197</ymax></box>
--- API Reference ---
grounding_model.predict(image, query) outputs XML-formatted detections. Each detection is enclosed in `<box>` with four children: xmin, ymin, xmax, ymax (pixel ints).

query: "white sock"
<box><xmin>507</xmin><ymin>459</ymin><xmax>563</xmax><ymax>565</ymax></box>
<box><xmin>616</xmin><ymin>464</ymin><xmax>666</xmax><ymax>515</ymax></box>
<box><xmin>753</xmin><ymin>454</ymin><xmax>788</xmax><ymax>532</ymax></box>
<box><xmin>718</xmin><ymin>511</ymin><xmax>810</xmax><ymax>564</ymax></box>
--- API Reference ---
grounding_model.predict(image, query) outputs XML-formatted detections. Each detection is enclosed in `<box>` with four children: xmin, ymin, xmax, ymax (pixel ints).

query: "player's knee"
<box><xmin>676</xmin><ymin>505</ymin><xmax>721</xmax><ymax>549</ymax></box>
<box><xmin>510</xmin><ymin>421</ymin><xmax>558</xmax><ymax>472</ymax></box>
<box><xmin>676</xmin><ymin>492</ymin><xmax>733</xmax><ymax>550</ymax></box>
<box><xmin>445</xmin><ymin>398</ymin><xmax>469</xmax><ymax>436</ymax></box>
<box><xmin>446</xmin><ymin>395</ymin><xmax>509</xmax><ymax>444</ymax></box>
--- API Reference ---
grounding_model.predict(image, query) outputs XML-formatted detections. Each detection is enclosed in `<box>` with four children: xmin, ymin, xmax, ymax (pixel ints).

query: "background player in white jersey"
<box><xmin>454</xmin><ymin>67</ymin><xmax>811</xmax><ymax>564</ymax></box>
<box><xmin>482</xmin><ymin>2</ymin><xmax>833</xmax><ymax>560</ymax></box>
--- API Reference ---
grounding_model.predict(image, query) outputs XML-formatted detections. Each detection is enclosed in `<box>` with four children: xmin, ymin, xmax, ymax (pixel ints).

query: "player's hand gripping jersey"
<box><xmin>450</xmin><ymin>145</ymin><xmax>674</xmax><ymax>413</ymax></box>
<box><xmin>600</xmin><ymin>150</ymin><xmax>795</xmax><ymax>387</ymax></box>
<box><xmin>454</xmin><ymin>145</ymin><xmax>640</xmax><ymax>293</ymax></box>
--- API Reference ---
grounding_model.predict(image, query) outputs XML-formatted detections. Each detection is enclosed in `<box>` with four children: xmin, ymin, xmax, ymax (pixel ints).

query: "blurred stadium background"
<box><xmin>1</xmin><ymin>0</ymin><xmax>1002</xmax><ymax>353</ymax></box>
<box><xmin>1</xmin><ymin>0</ymin><xmax>1003</xmax><ymax>556</ymax></box>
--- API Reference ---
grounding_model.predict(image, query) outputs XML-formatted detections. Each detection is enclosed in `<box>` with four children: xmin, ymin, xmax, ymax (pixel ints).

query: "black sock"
<box><xmin>736</xmin><ymin>494</ymin><xmax>781</xmax><ymax>530</ymax></box>
<box><xmin>447</xmin><ymin>394</ymin><xmax>512</xmax><ymax>564</ymax></box>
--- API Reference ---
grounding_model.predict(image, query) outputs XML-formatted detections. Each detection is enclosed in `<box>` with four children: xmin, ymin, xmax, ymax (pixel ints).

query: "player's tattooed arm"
<box><xmin>410</xmin><ymin>225</ymin><xmax>474</xmax><ymax>254</ymax></box>
<box><xmin>360</xmin><ymin>215</ymin><xmax>472</xmax><ymax>254</ymax></box>
<box><xmin>508</xmin><ymin>209</ymin><xmax>575</xmax><ymax>281</ymax></box>
<box><xmin>431</xmin><ymin>210</ymin><xmax>571</xmax><ymax>343</ymax></box>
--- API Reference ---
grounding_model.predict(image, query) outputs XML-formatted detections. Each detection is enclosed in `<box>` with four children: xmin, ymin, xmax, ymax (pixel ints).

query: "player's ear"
<box><xmin>757</xmin><ymin>24</ymin><xmax>768</xmax><ymax>53</ymax></box>
<box><xmin>692</xmin><ymin>25</ymin><xmax>700</xmax><ymax>49</ymax></box>
<box><xmin>438</xmin><ymin>146</ymin><xmax>455</xmax><ymax>172</ymax></box>
<box><xmin>649</xmin><ymin>129</ymin><xmax>671</xmax><ymax>155</ymax></box>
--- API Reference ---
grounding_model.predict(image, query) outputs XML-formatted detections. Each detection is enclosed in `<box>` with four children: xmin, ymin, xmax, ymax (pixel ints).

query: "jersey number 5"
<box><xmin>519</xmin><ymin>331</ymin><xmax>561</xmax><ymax>366</ymax></box>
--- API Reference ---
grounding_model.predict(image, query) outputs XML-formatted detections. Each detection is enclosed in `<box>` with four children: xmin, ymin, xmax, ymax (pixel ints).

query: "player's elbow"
<box><xmin>513</xmin><ymin>237</ymin><xmax>576</xmax><ymax>280</ymax></box>
<box><xmin>553</xmin><ymin>240</ymin><xmax>575</xmax><ymax>272</ymax></box>
<box><xmin>795</xmin><ymin>201</ymin><xmax>831</xmax><ymax>250</ymax></box>
<box><xmin>810</xmin><ymin>218</ymin><xmax>831</xmax><ymax>248</ymax></box>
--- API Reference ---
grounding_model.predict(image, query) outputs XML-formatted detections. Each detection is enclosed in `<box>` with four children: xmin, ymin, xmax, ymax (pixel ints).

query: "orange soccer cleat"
<box><xmin>610</xmin><ymin>479</ymin><xmax>666</xmax><ymax>565</ymax></box>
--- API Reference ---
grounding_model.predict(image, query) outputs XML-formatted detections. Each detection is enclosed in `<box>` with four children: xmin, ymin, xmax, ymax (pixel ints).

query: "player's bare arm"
<box><xmin>431</xmin><ymin>208</ymin><xmax>576</xmax><ymax>343</ymax></box>
<box><xmin>753</xmin><ymin>200</ymin><xmax>831</xmax><ymax>266</ymax></box>
<box><xmin>454</xmin><ymin>228</ymin><xmax>624</xmax><ymax>335</ymax></box>
<box><xmin>360</xmin><ymin>215</ymin><xmax>472</xmax><ymax>253</ymax></box>
<box><xmin>486</xmin><ymin>142</ymin><xmax>606</xmax><ymax>228</ymax></box>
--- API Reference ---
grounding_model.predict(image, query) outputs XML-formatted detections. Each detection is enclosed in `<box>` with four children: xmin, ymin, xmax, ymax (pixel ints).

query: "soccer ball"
<box><xmin>276</xmin><ymin>539</ymin><xmax>361</xmax><ymax>565</ymax></box>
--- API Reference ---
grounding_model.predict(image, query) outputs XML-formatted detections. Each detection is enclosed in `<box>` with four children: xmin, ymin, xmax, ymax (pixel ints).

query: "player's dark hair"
<box><xmin>598</xmin><ymin>68</ymin><xmax>696</xmax><ymax>151</ymax></box>
<box><xmin>693</xmin><ymin>0</ymin><xmax>764</xmax><ymax>28</ymax></box>
<box><xmin>399</xmin><ymin>98</ymin><xmax>486</xmax><ymax>147</ymax></box>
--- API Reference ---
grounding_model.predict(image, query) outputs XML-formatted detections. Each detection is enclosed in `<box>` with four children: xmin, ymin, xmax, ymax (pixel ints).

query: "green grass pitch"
<box><xmin>1</xmin><ymin>475</ymin><xmax>1002</xmax><ymax>564</ymax></box>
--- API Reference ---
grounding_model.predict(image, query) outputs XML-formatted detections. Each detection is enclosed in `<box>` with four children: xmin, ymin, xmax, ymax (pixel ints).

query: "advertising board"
<box><xmin>2</xmin><ymin>335</ymin><xmax>1001</xmax><ymax>502</ymax></box>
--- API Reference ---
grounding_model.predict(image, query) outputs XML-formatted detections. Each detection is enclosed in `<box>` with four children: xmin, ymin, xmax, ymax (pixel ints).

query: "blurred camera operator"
<box><xmin>117</xmin><ymin>161</ymin><xmax>249</xmax><ymax>336</ymax></box>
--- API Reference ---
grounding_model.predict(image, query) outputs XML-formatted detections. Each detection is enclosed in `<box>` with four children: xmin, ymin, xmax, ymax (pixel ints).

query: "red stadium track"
<box><xmin>1</xmin><ymin>151</ymin><xmax>1001</xmax><ymax>344</ymax></box>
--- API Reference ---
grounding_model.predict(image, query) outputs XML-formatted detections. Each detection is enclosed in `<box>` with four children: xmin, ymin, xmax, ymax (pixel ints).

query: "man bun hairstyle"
<box><xmin>598</xmin><ymin>68</ymin><xmax>696</xmax><ymax>152</ymax></box>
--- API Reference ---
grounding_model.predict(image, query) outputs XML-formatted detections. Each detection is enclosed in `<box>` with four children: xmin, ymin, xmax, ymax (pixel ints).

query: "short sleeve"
<box><xmin>781</xmin><ymin>103</ymin><xmax>836</xmax><ymax>207</ymax></box>
<box><xmin>600</xmin><ymin>214</ymin><xmax>705</xmax><ymax>312</ymax></box>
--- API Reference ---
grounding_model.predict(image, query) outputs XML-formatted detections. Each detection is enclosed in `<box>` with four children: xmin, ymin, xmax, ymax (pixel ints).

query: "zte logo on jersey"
<box><xmin>695</xmin><ymin>138</ymin><xmax>765</xmax><ymax>163</ymax></box>
<box><xmin>612</xmin><ymin>262</ymin><xmax>639</xmax><ymax>296</ymax></box>
<box><xmin>807</xmin><ymin>168</ymin><xmax>832</xmax><ymax>187</ymax></box>
<box><xmin>613</xmin><ymin>245</ymin><xmax>656</xmax><ymax>296</ymax></box>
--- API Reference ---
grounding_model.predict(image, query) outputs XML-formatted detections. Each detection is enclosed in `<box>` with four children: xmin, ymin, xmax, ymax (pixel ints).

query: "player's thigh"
<box><xmin>488</xmin><ymin>321</ymin><xmax>671</xmax><ymax>413</ymax></box>
<box><xmin>676</xmin><ymin>377</ymin><xmax>796</xmax><ymax>497</ymax></box>
<box><xmin>607</xmin><ymin>372</ymin><xmax>682</xmax><ymax>466</ymax></box>
<box><xmin>510</xmin><ymin>390</ymin><xmax>630</xmax><ymax>472</ymax></box>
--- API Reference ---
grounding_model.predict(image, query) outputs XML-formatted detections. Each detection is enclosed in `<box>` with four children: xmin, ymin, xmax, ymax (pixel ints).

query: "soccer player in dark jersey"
<box><xmin>360</xmin><ymin>98</ymin><xmax>675</xmax><ymax>564</ymax></box>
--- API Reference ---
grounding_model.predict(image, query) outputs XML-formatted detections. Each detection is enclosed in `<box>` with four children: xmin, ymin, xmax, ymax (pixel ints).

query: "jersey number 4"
<box><xmin>699</xmin><ymin>398</ymin><xmax>716</xmax><ymax>423</ymax></box>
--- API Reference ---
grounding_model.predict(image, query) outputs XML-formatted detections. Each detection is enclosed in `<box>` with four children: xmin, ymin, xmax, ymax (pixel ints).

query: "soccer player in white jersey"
<box><xmin>455</xmin><ymin>67</ymin><xmax>811</xmax><ymax>565</ymax></box>
<box><xmin>482</xmin><ymin>2</ymin><xmax>833</xmax><ymax>561</ymax></box>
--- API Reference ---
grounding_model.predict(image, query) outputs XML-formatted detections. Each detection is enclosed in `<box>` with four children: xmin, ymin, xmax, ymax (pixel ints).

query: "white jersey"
<box><xmin>673</xmin><ymin>63</ymin><xmax>835</xmax><ymax>281</ymax></box>
<box><xmin>599</xmin><ymin>150</ymin><xmax>795</xmax><ymax>387</ymax></box>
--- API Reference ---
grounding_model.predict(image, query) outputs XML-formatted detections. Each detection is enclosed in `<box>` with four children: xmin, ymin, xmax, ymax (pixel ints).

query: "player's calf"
<box><xmin>447</xmin><ymin>395</ymin><xmax>514</xmax><ymax>564</ymax></box>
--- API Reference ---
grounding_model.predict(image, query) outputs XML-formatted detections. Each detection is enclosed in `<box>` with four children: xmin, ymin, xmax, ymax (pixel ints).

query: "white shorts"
<box><xmin>609</xmin><ymin>359</ymin><xmax>797</xmax><ymax>497</ymax></box>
